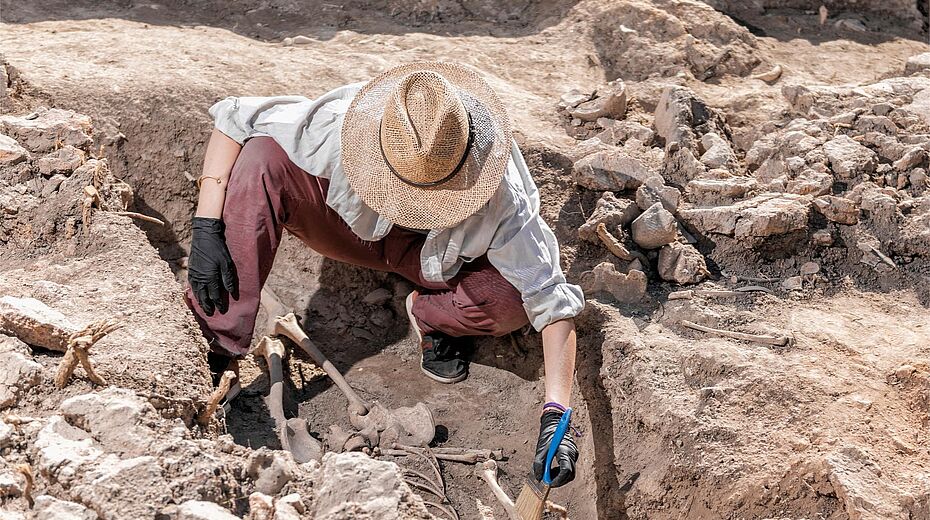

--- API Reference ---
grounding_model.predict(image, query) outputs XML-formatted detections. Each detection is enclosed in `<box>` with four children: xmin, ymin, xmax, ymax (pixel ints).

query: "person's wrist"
<box><xmin>542</xmin><ymin>401</ymin><xmax>566</xmax><ymax>415</ymax></box>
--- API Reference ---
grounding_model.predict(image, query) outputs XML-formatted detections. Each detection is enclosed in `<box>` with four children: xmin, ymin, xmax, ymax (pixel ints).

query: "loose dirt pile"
<box><xmin>1</xmin><ymin>1</ymin><xmax>929</xmax><ymax>519</ymax></box>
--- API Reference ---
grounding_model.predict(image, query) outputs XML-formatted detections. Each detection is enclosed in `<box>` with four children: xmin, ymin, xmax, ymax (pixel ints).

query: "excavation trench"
<box><xmin>115</xmin><ymin>115</ymin><xmax>617</xmax><ymax>519</ymax></box>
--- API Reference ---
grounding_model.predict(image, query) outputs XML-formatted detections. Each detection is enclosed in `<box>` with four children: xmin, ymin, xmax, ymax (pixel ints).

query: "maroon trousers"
<box><xmin>186</xmin><ymin>137</ymin><xmax>529</xmax><ymax>357</ymax></box>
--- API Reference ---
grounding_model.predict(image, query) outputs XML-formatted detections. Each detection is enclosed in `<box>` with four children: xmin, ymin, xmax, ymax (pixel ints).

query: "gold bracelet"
<box><xmin>197</xmin><ymin>175</ymin><xmax>223</xmax><ymax>189</ymax></box>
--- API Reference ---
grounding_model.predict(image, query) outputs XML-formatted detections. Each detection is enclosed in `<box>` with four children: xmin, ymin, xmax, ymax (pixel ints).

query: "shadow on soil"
<box><xmin>0</xmin><ymin>0</ymin><xmax>580</xmax><ymax>40</ymax></box>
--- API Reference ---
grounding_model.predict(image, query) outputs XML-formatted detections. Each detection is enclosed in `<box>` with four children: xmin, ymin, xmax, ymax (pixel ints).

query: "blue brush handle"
<box><xmin>542</xmin><ymin>407</ymin><xmax>572</xmax><ymax>485</ymax></box>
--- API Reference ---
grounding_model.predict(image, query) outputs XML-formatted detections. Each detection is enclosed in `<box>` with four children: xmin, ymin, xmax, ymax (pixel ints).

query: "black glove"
<box><xmin>532</xmin><ymin>409</ymin><xmax>578</xmax><ymax>488</ymax></box>
<box><xmin>188</xmin><ymin>217</ymin><xmax>237</xmax><ymax>316</ymax></box>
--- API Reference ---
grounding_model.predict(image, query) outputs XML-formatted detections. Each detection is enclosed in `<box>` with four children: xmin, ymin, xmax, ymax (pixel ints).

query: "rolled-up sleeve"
<box><xmin>487</xmin><ymin>146</ymin><xmax>585</xmax><ymax>331</ymax></box>
<box><xmin>208</xmin><ymin>95</ymin><xmax>310</xmax><ymax>145</ymax></box>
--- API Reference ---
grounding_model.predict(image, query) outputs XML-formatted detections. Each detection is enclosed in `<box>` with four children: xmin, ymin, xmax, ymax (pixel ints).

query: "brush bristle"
<box><xmin>514</xmin><ymin>479</ymin><xmax>548</xmax><ymax>520</ymax></box>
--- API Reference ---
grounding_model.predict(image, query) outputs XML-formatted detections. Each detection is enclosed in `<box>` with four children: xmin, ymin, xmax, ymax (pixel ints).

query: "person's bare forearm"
<box><xmin>194</xmin><ymin>129</ymin><xmax>242</xmax><ymax>219</ymax></box>
<box><xmin>541</xmin><ymin>318</ymin><xmax>577</xmax><ymax>407</ymax></box>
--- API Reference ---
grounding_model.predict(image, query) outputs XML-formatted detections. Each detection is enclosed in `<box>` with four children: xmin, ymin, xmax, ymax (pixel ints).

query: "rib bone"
<box><xmin>681</xmin><ymin>319</ymin><xmax>791</xmax><ymax>347</ymax></box>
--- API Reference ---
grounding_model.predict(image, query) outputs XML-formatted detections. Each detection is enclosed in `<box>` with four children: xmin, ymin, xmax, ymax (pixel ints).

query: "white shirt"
<box><xmin>209</xmin><ymin>83</ymin><xmax>584</xmax><ymax>331</ymax></box>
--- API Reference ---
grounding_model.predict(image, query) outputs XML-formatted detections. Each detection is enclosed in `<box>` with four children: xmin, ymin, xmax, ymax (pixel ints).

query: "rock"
<box><xmin>559</xmin><ymin>89</ymin><xmax>590</xmax><ymax>109</ymax></box>
<box><xmin>822</xmin><ymin>135</ymin><xmax>877</xmax><ymax>179</ymax></box>
<box><xmin>654</xmin><ymin>86</ymin><xmax>712</xmax><ymax>149</ymax></box>
<box><xmin>0</xmin><ymin>335</ymin><xmax>41</xmax><ymax>409</ymax></box>
<box><xmin>636</xmin><ymin>178</ymin><xmax>680</xmax><ymax>212</ymax></box>
<box><xmin>685</xmin><ymin>178</ymin><xmax>757</xmax><ymax>205</ymax></box>
<box><xmin>274</xmin><ymin>493</ymin><xmax>303</xmax><ymax>520</ymax></box>
<box><xmin>910</xmin><ymin>168</ymin><xmax>928</xmax><ymax>190</ymax></box>
<box><xmin>0</xmin><ymin>296</ymin><xmax>77</xmax><ymax>352</ymax></box>
<box><xmin>581</xmin><ymin>263</ymin><xmax>647</xmax><ymax>303</ymax></box>
<box><xmin>892</xmin><ymin>147</ymin><xmax>929</xmax><ymax>171</ymax></box>
<box><xmin>0</xmin><ymin>108</ymin><xmax>93</xmax><ymax>153</ymax></box>
<box><xmin>369</xmin><ymin>308</ymin><xmax>393</xmax><ymax>328</ymax></box>
<box><xmin>33</xmin><ymin>495</ymin><xmax>99</xmax><ymax>520</ymax></box>
<box><xmin>178</xmin><ymin>500</ymin><xmax>239</xmax><ymax>520</ymax></box>
<box><xmin>786</xmin><ymin>169</ymin><xmax>832</xmax><ymax>196</ymax></box>
<box><xmin>904</xmin><ymin>53</ymin><xmax>930</xmax><ymax>75</ymax></box>
<box><xmin>734</xmin><ymin>194</ymin><xmax>810</xmax><ymax>239</ymax></box>
<box><xmin>36</xmin><ymin>145</ymin><xmax>85</xmax><ymax>175</ymax></box>
<box><xmin>595</xmin><ymin>119</ymin><xmax>655</xmax><ymax>145</ymax></box>
<box><xmin>60</xmin><ymin>389</ymin><xmax>157</xmax><ymax>457</ymax></box>
<box><xmin>570</xmin><ymin>80</ymin><xmax>627</xmax><ymax>122</ymax></box>
<box><xmin>812</xmin><ymin>229</ymin><xmax>834</xmax><ymax>246</ymax></box>
<box><xmin>631</xmin><ymin>202</ymin><xmax>678</xmax><ymax>249</ymax></box>
<box><xmin>0</xmin><ymin>461</ymin><xmax>21</xmax><ymax>499</ymax></box>
<box><xmin>0</xmin><ymin>420</ymin><xmax>12</xmax><ymax>449</ymax></box>
<box><xmin>578</xmin><ymin>192</ymin><xmax>641</xmax><ymax>243</ymax></box>
<box><xmin>249</xmin><ymin>492</ymin><xmax>275</xmax><ymax>520</ymax></box>
<box><xmin>662</xmin><ymin>146</ymin><xmax>707</xmax><ymax>186</ymax></box>
<box><xmin>813</xmin><ymin>195</ymin><xmax>859</xmax><ymax>225</ymax></box>
<box><xmin>362</xmin><ymin>288</ymin><xmax>392</xmax><ymax>305</ymax></box>
<box><xmin>72</xmin><ymin>455</ymin><xmax>172</xmax><ymax>518</ymax></box>
<box><xmin>894</xmin><ymin>364</ymin><xmax>917</xmax><ymax>380</ymax></box>
<box><xmin>699</xmin><ymin>132</ymin><xmax>736</xmax><ymax>169</ymax></box>
<box><xmin>782</xmin><ymin>276</ymin><xmax>803</xmax><ymax>290</ymax></box>
<box><xmin>34</xmin><ymin>416</ymin><xmax>104</xmax><ymax>488</ymax></box>
<box><xmin>278</xmin><ymin>493</ymin><xmax>305</xmax><ymax>514</ymax></box>
<box><xmin>572</xmin><ymin>149</ymin><xmax>655</xmax><ymax>191</ymax></box>
<box><xmin>311</xmin><ymin>452</ymin><xmax>431</xmax><ymax>518</ymax></box>
<box><xmin>248</xmin><ymin>448</ymin><xmax>297</xmax><ymax>496</ymax></box>
<box><xmin>657</xmin><ymin>243</ymin><xmax>708</xmax><ymax>285</ymax></box>
<box><xmin>834</xmin><ymin>18</ymin><xmax>868</xmax><ymax>32</ymax></box>
<box><xmin>0</xmin><ymin>134</ymin><xmax>28</xmax><ymax>166</ymax></box>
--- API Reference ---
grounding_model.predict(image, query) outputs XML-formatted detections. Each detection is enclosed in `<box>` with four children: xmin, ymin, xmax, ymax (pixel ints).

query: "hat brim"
<box><xmin>341</xmin><ymin>62</ymin><xmax>512</xmax><ymax>230</ymax></box>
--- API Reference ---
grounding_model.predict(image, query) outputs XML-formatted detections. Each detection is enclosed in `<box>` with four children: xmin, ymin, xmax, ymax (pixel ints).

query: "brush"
<box><xmin>514</xmin><ymin>407</ymin><xmax>572</xmax><ymax>520</ymax></box>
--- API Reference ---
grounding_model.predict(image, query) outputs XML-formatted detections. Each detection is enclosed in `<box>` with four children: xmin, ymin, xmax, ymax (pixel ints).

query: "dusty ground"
<box><xmin>1</xmin><ymin>1</ymin><xmax>929</xmax><ymax>519</ymax></box>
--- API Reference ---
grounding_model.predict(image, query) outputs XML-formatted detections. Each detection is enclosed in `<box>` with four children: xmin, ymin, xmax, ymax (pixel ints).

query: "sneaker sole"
<box><xmin>420</xmin><ymin>353</ymin><xmax>468</xmax><ymax>384</ymax></box>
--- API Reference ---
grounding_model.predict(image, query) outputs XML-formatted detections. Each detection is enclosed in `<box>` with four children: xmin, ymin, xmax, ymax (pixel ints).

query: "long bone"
<box><xmin>273</xmin><ymin>313</ymin><xmax>370</xmax><ymax>417</ymax></box>
<box><xmin>254</xmin><ymin>335</ymin><xmax>322</xmax><ymax>463</ymax></box>
<box><xmin>476</xmin><ymin>461</ymin><xmax>569</xmax><ymax>520</ymax></box>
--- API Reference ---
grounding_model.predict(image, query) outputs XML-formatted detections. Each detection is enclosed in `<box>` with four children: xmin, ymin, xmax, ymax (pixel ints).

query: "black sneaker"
<box><xmin>420</xmin><ymin>333</ymin><xmax>472</xmax><ymax>384</ymax></box>
<box><xmin>406</xmin><ymin>291</ymin><xmax>472</xmax><ymax>384</ymax></box>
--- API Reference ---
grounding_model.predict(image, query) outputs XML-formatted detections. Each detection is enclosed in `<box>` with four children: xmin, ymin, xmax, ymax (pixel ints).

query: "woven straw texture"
<box><xmin>341</xmin><ymin>62</ymin><xmax>512</xmax><ymax>230</ymax></box>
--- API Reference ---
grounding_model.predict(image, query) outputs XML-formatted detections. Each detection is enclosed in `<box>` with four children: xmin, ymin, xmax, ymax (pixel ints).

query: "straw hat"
<box><xmin>341</xmin><ymin>62</ymin><xmax>512</xmax><ymax>230</ymax></box>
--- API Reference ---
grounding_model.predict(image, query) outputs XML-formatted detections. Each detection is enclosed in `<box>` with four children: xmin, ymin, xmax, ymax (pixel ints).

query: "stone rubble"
<box><xmin>657</xmin><ymin>242</ymin><xmax>708</xmax><ymax>285</ymax></box>
<box><xmin>581</xmin><ymin>262</ymin><xmax>647</xmax><ymax>303</ymax></box>
<box><xmin>630</xmin><ymin>202</ymin><xmax>678</xmax><ymax>249</ymax></box>
<box><xmin>0</xmin><ymin>335</ymin><xmax>41</xmax><ymax>409</ymax></box>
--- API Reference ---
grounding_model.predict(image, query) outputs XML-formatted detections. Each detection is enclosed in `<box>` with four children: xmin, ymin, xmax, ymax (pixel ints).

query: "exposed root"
<box><xmin>197</xmin><ymin>370</ymin><xmax>235</xmax><ymax>425</ymax></box>
<box><xmin>81</xmin><ymin>185</ymin><xmax>100</xmax><ymax>234</ymax></box>
<box><xmin>54</xmin><ymin>318</ymin><xmax>121</xmax><ymax>388</ymax></box>
<box><xmin>15</xmin><ymin>463</ymin><xmax>33</xmax><ymax>508</ymax></box>
<box><xmin>113</xmin><ymin>211</ymin><xmax>165</xmax><ymax>226</ymax></box>
<box><xmin>680</xmin><ymin>319</ymin><xmax>792</xmax><ymax>347</ymax></box>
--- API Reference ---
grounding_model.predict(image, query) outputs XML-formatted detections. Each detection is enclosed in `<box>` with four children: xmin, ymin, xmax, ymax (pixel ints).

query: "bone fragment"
<box><xmin>198</xmin><ymin>370</ymin><xmax>234</xmax><ymax>425</ymax></box>
<box><xmin>596</xmin><ymin>223</ymin><xmax>633</xmax><ymax>260</ymax></box>
<box><xmin>54</xmin><ymin>318</ymin><xmax>120</xmax><ymax>388</ymax></box>
<box><xmin>819</xmin><ymin>5</ymin><xmax>828</xmax><ymax>25</ymax></box>
<box><xmin>869</xmin><ymin>245</ymin><xmax>897</xmax><ymax>268</ymax></box>
<box><xmin>274</xmin><ymin>313</ymin><xmax>370</xmax><ymax>416</ymax></box>
<box><xmin>752</xmin><ymin>64</ymin><xmax>782</xmax><ymax>83</ymax></box>
<box><xmin>476</xmin><ymin>460</ymin><xmax>519</xmax><ymax>520</ymax></box>
<box><xmin>681</xmin><ymin>320</ymin><xmax>791</xmax><ymax>347</ymax></box>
